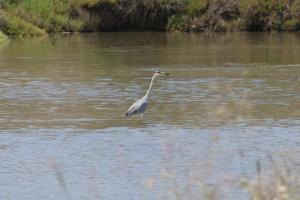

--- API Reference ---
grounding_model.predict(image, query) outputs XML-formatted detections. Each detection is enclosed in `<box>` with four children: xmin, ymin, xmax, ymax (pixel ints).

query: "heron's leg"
<box><xmin>139</xmin><ymin>114</ymin><xmax>144</xmax><ymax>119</ymax></box>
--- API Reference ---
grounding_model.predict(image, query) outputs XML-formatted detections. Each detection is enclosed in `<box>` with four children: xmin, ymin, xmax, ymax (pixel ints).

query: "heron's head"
<box><xmin>154</xmin><ymin>71</ymin><xmax>170</xmax><ymax>78</ymax></box>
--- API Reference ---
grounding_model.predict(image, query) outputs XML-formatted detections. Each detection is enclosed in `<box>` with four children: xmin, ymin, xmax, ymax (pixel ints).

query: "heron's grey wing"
<box><xmin>125</xmin><ymin>101</ymin><xmax>139</xmax><ymax>116</ymax></box>
<box><xmin>125</xmin><ymin>99</ymin><xmax>148</xmax><ymax>117</ymax></box>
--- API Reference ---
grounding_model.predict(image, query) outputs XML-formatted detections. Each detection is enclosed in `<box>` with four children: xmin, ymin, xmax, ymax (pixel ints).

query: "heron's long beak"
<box><xmin>161</xmin><ymin>72</ymin><xmax>170</xmax><ymax>76</ymax></box>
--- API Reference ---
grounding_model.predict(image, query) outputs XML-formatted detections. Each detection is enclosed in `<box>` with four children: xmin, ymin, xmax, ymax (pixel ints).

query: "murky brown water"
<box><xmin>0</xmin><ymin>32</ymin><xmax>300</xmax><ymax>199</ymax></box>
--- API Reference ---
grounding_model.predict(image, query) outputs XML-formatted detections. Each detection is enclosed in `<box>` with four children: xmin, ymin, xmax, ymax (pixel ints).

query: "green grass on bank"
<box><xmin>0</xmin><ymin>0</ymin><xmax>84</xmax><ymax>35</ymax></box>
<box><xmin>0</xmin><ymin>30</ymin><xmax>9</xmax><ymax>44</ymax></box>
<box><xmin>1</xmin><ymin>0</ymin><xmax>300</xmax><ymax>36</ymax></box>
<box><xmin>0</xmin><ymin>11</ymin><xmax>47</xmax><ymax>37</ymax></box>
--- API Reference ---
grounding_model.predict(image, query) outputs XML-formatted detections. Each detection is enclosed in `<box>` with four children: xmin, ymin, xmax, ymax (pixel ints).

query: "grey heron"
<box><xmin>125</xmin><ymin>71</ymin><xmax>169</xmax><ymax>118</ymax></box>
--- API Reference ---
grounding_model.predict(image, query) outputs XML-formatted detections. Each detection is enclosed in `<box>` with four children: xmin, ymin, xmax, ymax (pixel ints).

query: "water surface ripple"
<box><xmin>0</xmin><ymin>33</ymin><xmax>300</xmax><ymax>199</ymax></box>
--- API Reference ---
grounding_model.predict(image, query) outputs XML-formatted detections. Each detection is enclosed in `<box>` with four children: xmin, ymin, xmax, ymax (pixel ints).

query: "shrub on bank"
<box><xmin>239</xmin><ymin>0</ymin><xmax>291</xmax><ymax>31</ymax></box>
<box><xmin>1</xmin><ymin>0</ymin><xmax>300</xmax><ymax>35</ymax></box>
<box><xmin>79</xmin><ymin>0</ymin><xmax>182</xmax><ymax>31</ymax></box>
<box><xmin>188</xmin><ymin>0</ymin><xmax>240</xmax><ymax>32</ymax></box>
<box><xmin>166</xmin><ymin>0</ymin><xmax>240</xmax><ymax>32</ymax></box>
<box><xmin>283</xmin><ymin>0</ymin><xmax>300</xmax><ymax>30</ymax></box>
<box><xmin>167</xmin><ymin>0</ymin><xmax>297</xmax><ymax>32</ymax></box>
<box><xmin>168</xmin><ymin>14</ymin><xmax>190</xmax><ymax>31</ymax></box>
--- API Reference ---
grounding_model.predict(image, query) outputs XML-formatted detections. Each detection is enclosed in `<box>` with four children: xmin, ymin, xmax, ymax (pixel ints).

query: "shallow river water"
<box><xmin>0</xmin><ymin>32</ymin><xmax>300</xmax><ymax>199</ymax></box>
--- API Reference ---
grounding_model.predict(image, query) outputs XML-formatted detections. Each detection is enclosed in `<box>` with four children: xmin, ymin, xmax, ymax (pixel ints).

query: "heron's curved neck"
<box><xmin>145</xmin><ymin>76</ymin><xmax>156</xmax><ymax>99</ymax></box>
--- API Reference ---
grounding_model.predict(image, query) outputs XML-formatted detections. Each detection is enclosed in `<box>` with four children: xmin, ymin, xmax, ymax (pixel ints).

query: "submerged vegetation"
<box><xmin>1</xmin><ymin>0</ymin><xmax>300</xmax><ymax>36</ymax></box>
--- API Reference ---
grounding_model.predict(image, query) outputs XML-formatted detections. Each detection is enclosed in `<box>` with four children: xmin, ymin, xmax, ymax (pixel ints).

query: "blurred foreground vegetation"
<box><xmin>1</xmin><ymin>0</ymin><xmax>300</xmax><ymax>37</ymax></box>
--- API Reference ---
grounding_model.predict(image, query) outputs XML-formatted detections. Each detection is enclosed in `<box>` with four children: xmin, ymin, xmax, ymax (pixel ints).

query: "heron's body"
<box><xmin>125</xmin><ymin>96</ymin><xmax>148</xmax><ymax>117</ymax></box>
<box><xmin>125</xmin><ymin>71</ymin><xmax>168</xmax><ymax>118</ymax></box>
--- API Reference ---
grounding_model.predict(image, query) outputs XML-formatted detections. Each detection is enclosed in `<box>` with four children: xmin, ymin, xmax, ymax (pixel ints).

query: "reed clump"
<box><xmin>160</xmin><ymin>155</ymin><xmax>300</xmax><ymax>200</ymax></box>
<box><xmin>242</xmin><ymin>157</ymin><xmax>300</xmax><ymax>200</ymax></box>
